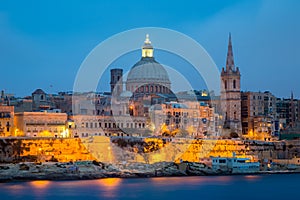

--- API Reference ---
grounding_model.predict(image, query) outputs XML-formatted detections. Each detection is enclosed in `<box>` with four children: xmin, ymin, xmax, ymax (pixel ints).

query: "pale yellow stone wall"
<box><xmin>0</xmin><ymin>138</ymin><xmax>95</xmax><ymax>163</ymax></box>
<box><xmin>1</xmin><ymin>137</ymin><xmax>299</xmax><ymax>164</ymax></box>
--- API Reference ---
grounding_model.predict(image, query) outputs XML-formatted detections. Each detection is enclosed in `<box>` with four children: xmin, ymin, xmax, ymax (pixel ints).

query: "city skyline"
<box><xmin>1</xmin><ymin>0</ymin><xmax>299</xmax><ymax>98</ymax></box>
<box><xmin>1</xmin><ymin>1</ymin><xmax>300</xmax><ymax>197</ymax></box>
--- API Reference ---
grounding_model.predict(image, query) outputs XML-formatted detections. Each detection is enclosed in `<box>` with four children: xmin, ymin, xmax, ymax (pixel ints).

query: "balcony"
<box><xmin>47</xmin><ymin>123</ymin><xmax>66</xmax><ymax>126</ymax></box>
<box><xmin>26</xmin><ymin>123</ymin><xmax>45</xmax><ymax>126</ymax></box>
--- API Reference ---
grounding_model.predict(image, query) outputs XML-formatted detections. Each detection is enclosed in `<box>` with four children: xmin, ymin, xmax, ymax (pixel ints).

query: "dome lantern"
<box><xmin>142</xmin><ymin>34</ymin><xmax>154</xmax><ymax>58</ymax></box>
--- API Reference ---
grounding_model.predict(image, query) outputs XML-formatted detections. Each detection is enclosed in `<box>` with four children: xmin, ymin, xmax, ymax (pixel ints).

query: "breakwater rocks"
<box><xmin>0</xmin><ymin>161</ymin><xmax>218</xmax><ymax>182</ymax></box>
<box><xmin>1</xmin><ymin>160</ymin><xmax>300</xmax><ymax>182</ymax></box>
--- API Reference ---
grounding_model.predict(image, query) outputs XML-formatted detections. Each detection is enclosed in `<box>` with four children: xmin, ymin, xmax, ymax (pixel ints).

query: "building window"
<box><xmin>224</xmin><ymin>80</ymin><xmax>227</xmax><ymax>89</ymax></box>
<box><xmin>233</xmin><ymin>80</ymin><xmax>236</xmax><ymax>89</ymax></box>
<box><xmin>166</xmin><ymin>119</ymin><xmax>170</xmax><ymax>125</ymax></box>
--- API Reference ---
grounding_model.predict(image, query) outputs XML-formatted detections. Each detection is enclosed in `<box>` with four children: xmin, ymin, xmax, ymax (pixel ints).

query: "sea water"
<box><xmin>0</xmin><ymin>174</ymin><xmax>299</xmax><ymax>200</ymax></box>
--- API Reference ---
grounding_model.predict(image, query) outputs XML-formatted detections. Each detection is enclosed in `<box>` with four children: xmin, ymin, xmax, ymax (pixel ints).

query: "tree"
<box><xmin>230</xmin><ymin>132</ymin><xmax>239</xmax><ymax>138</ymax></box>
<box><xmin>160</xmin><ymin>123</ymin><xmax>170</xmax><ymax>136</ymax></box>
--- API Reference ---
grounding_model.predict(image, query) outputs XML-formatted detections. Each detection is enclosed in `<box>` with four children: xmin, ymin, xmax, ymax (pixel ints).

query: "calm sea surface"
<box><xmin>0</xmin><ymin>174</ymin><xmax>299</xmax><ymax>200</ymax></box>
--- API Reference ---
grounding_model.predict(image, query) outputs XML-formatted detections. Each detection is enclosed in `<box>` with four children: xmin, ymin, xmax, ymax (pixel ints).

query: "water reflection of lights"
<box><xmin>151</xmin><ymin>177</ymin><xmax>190</xmax><ymax>186</ymax></box>
<box><xmin>213</xmin><ymin>176</ymin><xmax>233</xmax><ymax>183</ymax></box>
<box><xmin>4</xmin><ymin>184</ymin><xmax>26</xmax><ymax>196</ymax></box>
<box><xmin>244</xmin><ymin>175</ymin><xmax>262</xmax><ymax>181</ymax></box>
<box><xmin>30</xmin><ymin>180</ymin><xmax>51</xmax><ymax>189</ymax></box>
<box><xmin>28</xmin><ymin>180</ymin><xmax>51</xmax><ymax>197</ymax></box>
<box><xmin>97</xmin><ymin>178</ymin><xmax>122</xmax><ymax>198</ymax></box>
<box><xmin>151</xmin><ymin>176</ymin><xmax>234</xmax><ymax>186</ymax></box>
<box><xmin>98</xmin><ymin>178</ymin><xmax>122</xmax><ymax>187</ymax></box>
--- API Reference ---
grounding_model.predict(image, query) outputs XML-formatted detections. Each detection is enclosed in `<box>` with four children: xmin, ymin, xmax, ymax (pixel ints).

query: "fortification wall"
<box><xmin>0</xmin><ymin>137</ymin><xmax>299</xmax><ymax>164</ymax></box>
<box><xmin>0</xmin><ymin>138</ymin><xmax>95</xmax><ymax>163</ymax></box>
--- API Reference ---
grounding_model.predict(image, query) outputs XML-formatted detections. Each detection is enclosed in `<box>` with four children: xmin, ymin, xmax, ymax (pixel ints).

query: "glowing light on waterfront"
<box><xmin>97</xmin><ymin>178</ymin><xmax>122</xmax><ymax>198</ymax></box>
<box><xmin>244</xmin><ymin>175</ymin><xmax>262</xmax><ymax>181</ymax></box>
<box><xmin>97</xmin><ymin>178</ymin><xmax>122</xmax><ymax>187</ymax></box>
<box><xmin>30</xmin><ymin>180</ymin><xmax>51</xmax><ymax>189</ymax></box>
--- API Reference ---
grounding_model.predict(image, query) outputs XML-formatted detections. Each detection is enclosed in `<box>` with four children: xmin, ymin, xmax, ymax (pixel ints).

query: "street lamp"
<box><xmin>129</xmin><ymin>105</ymin><xmax>134</xmax><ymax>116</ymax></box>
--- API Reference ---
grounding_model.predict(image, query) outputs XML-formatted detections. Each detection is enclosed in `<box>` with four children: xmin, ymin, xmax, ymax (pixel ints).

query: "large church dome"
<box><xmin>126</xmin><ymin>34</ymin><xmax>171</xmax><ymax>94</ymax></box>
<box><xmin>127</xmin><ymin>57</ymin><xmax>170</xmax><ymax>83</ymax></box>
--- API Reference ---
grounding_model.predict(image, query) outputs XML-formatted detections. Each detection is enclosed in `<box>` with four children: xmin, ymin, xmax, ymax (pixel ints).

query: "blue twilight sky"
<box><xmin>0</xmin><ymin>0</ymin><xmax>299</xmax><ymax>98</ymax></box>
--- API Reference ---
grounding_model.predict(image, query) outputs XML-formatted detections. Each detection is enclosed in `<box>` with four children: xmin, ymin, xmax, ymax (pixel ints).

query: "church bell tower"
<box><xmin>220</xmin><ymin>33</ymin><xmax>242</xmax><ymax>133</ymax></box>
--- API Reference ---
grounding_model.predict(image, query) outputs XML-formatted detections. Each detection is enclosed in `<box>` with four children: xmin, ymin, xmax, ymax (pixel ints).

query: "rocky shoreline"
<box><xmin>1</xmin><ymin>161</ymin><xmax>299</xmax><ymax>182</ymax></box>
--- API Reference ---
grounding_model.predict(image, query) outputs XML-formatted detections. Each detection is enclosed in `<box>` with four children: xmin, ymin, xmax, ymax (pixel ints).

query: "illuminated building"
<box><xmin>126</xmin><ymin>34</ymin><xmax>171</xmax><ymax>96</ymax></box>
<box><xmin>96</xmin><ymin>35</ymin><xmax>175</xmax><ymax>121</ymax></box>
<box><xmin>149</xmin><ymin>101</ymin><xmax>220</xmax><ymax>137</ymax></box>
<box><xmin>220</xmin><ymin>33</ymin><xmax>242</xmax><ymax>133</ymax></box>
<box><xmin>14</xmin><ymin>112</ymin><xmax>68</xmax><ymax>137</ymax></box>
<box><xmin>68</xmin><ymin>115</ymin><xmax>147</xmax><ymax>137</ymax></box>
<box><xmin>0</xmin><ymin>105</ymin><xmax>14</xmax><ymax>136</ymax></box>
<box><xmin>241</xmin><ymin>91</ymin><xmax>277</xmax><ymax>139</ymax></box>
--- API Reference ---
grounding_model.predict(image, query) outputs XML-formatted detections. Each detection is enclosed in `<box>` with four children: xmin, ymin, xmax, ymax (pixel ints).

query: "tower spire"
<box><xmin>226</xmin><ymin>33</ymin><xmax>235</xmax><ymax>71</ymax></box>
